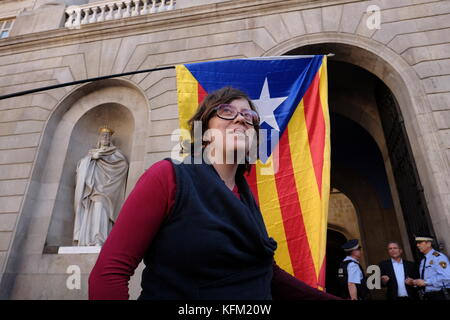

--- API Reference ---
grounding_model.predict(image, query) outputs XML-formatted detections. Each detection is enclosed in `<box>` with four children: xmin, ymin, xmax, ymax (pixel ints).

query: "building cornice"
<box><xmin>0</xmin><ymin>0</ymin><xmax>361</xmax><ymax>55</ymax></box>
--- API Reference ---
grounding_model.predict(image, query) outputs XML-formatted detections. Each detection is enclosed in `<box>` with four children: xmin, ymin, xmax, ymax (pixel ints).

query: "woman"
<box><xmin>89</xmin><ymin>86</ymin><xmax>338</xmax><ymax>300</ymax></box>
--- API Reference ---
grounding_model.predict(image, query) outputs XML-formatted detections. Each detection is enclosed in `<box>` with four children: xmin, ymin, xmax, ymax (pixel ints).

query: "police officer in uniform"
<box><xmin>338</xmin><ymin>239</ymin><xmax>370</xmax><ymax>300</ymax></box>
<box><xmin>412</xmin><ymin>235</ymin><xmax>450</xmax><ymax>300</ymax></box>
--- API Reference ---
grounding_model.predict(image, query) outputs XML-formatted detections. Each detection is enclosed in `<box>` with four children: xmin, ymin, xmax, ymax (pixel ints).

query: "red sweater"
<box><xmin>88</xmin><ymin>160</ymin><xmax>339</xmax><ymax>300</ymax></box>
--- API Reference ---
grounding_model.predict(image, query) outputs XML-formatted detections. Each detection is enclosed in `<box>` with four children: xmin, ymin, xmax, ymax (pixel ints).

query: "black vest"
<box><xmin>138</xmin><ymin>159</ymin><xmax>277</xmax><ymax>300</ymax></box>
<box><xmin>338</xmin><ymin>259</ymin><xmax>370</xmax><ymax>300</ymax></box>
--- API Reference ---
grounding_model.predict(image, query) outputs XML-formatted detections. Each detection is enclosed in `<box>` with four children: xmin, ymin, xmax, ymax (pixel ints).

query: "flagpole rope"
<box><xmin>0</xmin><ymin>65</ymin><xmax>176</xmax><ymax>100</ymax></box>
<box><xmin>0</xmin><ymin>54</ymin><xmax>334</xmax><ymax>101</ymax></box>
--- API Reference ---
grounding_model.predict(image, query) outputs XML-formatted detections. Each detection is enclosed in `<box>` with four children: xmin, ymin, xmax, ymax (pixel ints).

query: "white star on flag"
<box><xmin>252</xmin><ymin>77</ymin><xmax>288</xmax><ymax>131</ymax></box>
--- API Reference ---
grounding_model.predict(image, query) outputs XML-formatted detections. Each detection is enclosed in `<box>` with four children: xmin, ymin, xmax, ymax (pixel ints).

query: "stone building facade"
<box><xmin>0</xmin><ymin>0</ymin><xmax>449</xmax><ymax>299</ymax></box>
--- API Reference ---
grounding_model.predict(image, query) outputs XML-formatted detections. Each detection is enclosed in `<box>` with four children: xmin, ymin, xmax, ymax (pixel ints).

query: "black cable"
<box><xmin>0</xmin><ymin>54</ymin><xmax>335</xmax><ymax>101</ymax></box>
<box><xmin>0</xmin><ymin>65</ymin><xmax>176</xmax><ymax>100</ymax></box>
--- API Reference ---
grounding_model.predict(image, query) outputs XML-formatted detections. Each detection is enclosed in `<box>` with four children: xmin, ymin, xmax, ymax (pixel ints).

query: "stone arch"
<box><xmin>324</xmin><ymin>227</ymin><xmax>348</xmax><ymax>296</ymax></box>
<box><xmin>327</xmin><ymin>61</ymin><xmax>388</xmax><ymax>159</ymax></box>
<box><xmin>328</xmin><ymin>188</ymin><xmax>362</xmax><ymax>242</ymax></box>
<box><xmin>332</xmin><ymin>161</ymin><xmax>401</xmax><ymax>267</ymax></box>
<box><xmin>262</xmin><ymin>32</ymin><xmax>449</xmax><ymax>252</ymax></box>
<box><xmin>1</xmin><ymin>78</ymin><xmax>149</xmax><ymax>298</ymax></box>
<box><xmin>45</xmin><ymin>102</ymin><xmax>134</xmax><ymax>247</ymax></box>
<box><xmin>327</xmin><ymin>224</ymin><xmax>351</xmax><ymax>245</ymax></box>
<box><xmin>39</xmin><ymin>78</ymin><xmax>149</xmax><ymax>248</ymax></box>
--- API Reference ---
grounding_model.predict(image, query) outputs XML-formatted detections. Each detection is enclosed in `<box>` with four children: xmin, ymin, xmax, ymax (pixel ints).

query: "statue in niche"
<box><xmin>73</xmin><ymin>125</ymin><xmax>129</xmax><ymax>246</ymax></box>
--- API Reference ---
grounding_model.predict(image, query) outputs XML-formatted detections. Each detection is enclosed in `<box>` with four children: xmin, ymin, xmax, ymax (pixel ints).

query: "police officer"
<box><xmin>412</xmin><ymin>235</ymin><xmax>450</xmax><ymax>300</ymax></box>
<box><xmin>338</xmin><ymin>239</ymin><xmax>370</xmax><ymax>300</ymax></box>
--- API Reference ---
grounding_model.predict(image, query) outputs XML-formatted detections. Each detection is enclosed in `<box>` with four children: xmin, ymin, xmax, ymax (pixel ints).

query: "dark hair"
<box><xmin>184</xmin><ymin>86</ymin><xmax>259</xmax><ymax>173</ymax></box>
<box><xmin>387</xmin><ymin>241</ymin><xmax>402</xmax><ymax>250</ymax></box>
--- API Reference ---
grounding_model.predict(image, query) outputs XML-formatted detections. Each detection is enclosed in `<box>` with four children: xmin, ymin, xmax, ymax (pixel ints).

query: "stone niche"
<box><xmin>45</xmin><ymin>102</ymin><xmax>134</xmax><ymax>249</ymax></box>
<box><xmin>0</xmin><ymin>79</ymin><xmax>148</xmax><ymax>299</ymax></box>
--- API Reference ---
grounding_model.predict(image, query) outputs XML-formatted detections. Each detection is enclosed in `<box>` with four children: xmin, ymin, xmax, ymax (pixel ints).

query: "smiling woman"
<box><xmin>185</xmin><ymin>87</ymin><xmax>260</xmax><ymax>186</ymax></box>
<box><xmin>88</xmin><ymin>86</ymin><xmax>340</xmax><ymax>300</ymax></box>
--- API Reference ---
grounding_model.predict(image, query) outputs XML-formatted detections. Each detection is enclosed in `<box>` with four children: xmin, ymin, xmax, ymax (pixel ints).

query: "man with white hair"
<box><xmin>412</xmin><ymin>235</ymin><xmax>450</xmax><ymax>300</ymax></box>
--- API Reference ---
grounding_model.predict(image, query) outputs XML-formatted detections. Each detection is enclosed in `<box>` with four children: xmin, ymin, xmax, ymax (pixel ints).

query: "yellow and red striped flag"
<box><xmin>175</xmin><ymin>56</ymin><xmax>330</xmax><ymax>289</ymax></box>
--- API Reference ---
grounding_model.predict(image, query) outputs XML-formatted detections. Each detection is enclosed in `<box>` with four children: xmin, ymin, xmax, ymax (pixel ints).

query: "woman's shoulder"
<box><xmin>137</xmin><ymin>159</ymin><xmax>176</xmax><ymax>188</ymax></box>
<box><xmin>146</xmin><ymin>159</ymin><xmax>174</xmax><ymax>176</ymax></box>
<box><xmin>149</xmin><ymin>158</ymin><xmax>174</xmax><ymax>170</ymax></box>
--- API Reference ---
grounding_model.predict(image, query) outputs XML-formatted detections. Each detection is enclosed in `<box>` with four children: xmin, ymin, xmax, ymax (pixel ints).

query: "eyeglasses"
<box><xmin>213</xmin><ymin>104</ymin><xmax>259</xmax><ymax>126</ymax></box>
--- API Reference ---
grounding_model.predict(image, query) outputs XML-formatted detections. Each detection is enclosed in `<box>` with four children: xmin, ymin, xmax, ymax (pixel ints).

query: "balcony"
<box><xmin>65</xmin><ymin>0</ymin><xmax>176</xmax><ymax>29</ymax></box>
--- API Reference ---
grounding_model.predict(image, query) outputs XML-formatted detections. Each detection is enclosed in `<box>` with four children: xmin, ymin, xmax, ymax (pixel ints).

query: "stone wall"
<box><xmin>0</xmin><ymin>0</ymin><xmax>35</xmax><ymax>19</ymax></box>
<box><xmin>0</xmin><ymin>0</ymin><xmax>449</xmax><ymax>299</ymax></box>
<box><xmin>328</xmin><ymin>189</ymin><xmax>361</xmax><ymax>243</ymax></box>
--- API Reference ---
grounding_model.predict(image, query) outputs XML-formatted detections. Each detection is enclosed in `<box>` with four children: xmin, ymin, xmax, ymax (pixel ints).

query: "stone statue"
<box><xmin>73</xmin><ymin>125</ymin><xmax>129</xmax><ymax>246</ymax></box>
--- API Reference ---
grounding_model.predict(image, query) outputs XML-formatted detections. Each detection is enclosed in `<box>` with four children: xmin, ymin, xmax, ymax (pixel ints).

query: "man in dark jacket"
<box><xmin>378</xmin><ymin>241</ymin><xmax>419</xmax><ymax>300</ymax></box>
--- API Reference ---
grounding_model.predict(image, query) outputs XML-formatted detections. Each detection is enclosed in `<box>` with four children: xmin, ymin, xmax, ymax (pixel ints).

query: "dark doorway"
<box><xmin>284</xmin><ymin>44</ymin><xmax>436</xmax><ymax>264</ymax></box>
<box><xmin>325</xmin><ymin>229</ymin><xmax>347</xmax><ymax>296</ymax></box>
<box><xmin>374</xmin><ymin>82</ymin><xmax>436</xmax><ymax>261</ymax></box>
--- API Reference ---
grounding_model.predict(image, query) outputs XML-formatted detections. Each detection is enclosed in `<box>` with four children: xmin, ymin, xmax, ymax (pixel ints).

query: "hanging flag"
<box><xmin>175</xmin><ymin>55</ymin><xmax>330</xmax><ymax>289</ymax></box>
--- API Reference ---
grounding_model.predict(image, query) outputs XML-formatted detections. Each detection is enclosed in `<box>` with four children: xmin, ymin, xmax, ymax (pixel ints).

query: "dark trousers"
<box><xmin>395</xmin><ymin>296</ymin><xmax>411</xmax><ymax>301</ymax></box>
<box><xmin>424</xmin><ymin>289</ymin><xmax>450</xmax><ymax>300</ymax></box>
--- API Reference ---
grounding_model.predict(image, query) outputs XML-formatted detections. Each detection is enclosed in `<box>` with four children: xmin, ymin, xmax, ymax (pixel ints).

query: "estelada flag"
<box><xmin>175</xmin><ymin>55</ymin><xmax>330</xmax><ymax>289</ymax></box>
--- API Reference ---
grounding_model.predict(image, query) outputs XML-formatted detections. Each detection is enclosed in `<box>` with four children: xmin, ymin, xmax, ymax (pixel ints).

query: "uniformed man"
<box><xmin>412</xmin><ymin>235</ymin><xmax>450</xmax><ymax>300</ymax></box>
<box><xmin>338</xmin><ymin>239</ymin><xmax>370</xmax><ymax>300</ymax></box>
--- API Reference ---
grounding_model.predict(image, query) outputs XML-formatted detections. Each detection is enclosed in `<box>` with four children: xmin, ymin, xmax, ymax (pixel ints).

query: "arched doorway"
<box><xmin>1</xmin><ymin>79</ymin><xmax>150</xmax><ymax>299</ymax></box>
<box><xmin>281</xmin><ymin>44</ymin><xmax>436</xmax><ymax>268</ymax></box>
<box><xmin>325</xmin><ymin>229</ymin><xmax>347</xmax><ymax>296</ymax></box>
<box><xmin>263</xmin><ymin>35</ymin><xmax>447</xmax><ymax>253</ymax></box>
<box><xmin>327</xmin><ymin>187</ymin><xmax>364</xmax><ymax>295</ymax></box>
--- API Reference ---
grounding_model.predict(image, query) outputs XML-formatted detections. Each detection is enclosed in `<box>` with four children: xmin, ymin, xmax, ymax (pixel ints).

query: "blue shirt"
<box><xmin>344</xmin><ymin>256</ymin><xmax>363</xmax><ymax>284</ymax></box>
<box><xmin>420</xmin><ymin>249</ymin><xmax>450</xmax><ymax>292</ymax></box>
<box><xmin>391</xmin><ymin>259</ymin><xmax>408</xmax><ymax>297</ymax></box>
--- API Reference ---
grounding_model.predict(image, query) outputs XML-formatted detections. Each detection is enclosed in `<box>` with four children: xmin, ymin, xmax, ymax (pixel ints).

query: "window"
<box><xmin>0</xmin><ymin>19</ymin><xmax>14</xmax><ymax>39</ymax></box>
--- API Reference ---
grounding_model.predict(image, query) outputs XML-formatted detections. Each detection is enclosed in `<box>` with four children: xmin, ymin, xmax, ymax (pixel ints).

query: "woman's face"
<box><xmin>206</xmin><ymin>98</ymin><xmax>257</xmax><ymax>163</ymax></box>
